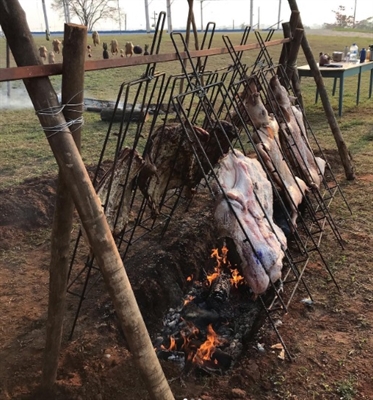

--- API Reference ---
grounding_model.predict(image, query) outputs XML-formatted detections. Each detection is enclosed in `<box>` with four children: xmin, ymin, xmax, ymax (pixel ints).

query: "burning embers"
<box><xmin>154</xmin><ymin>246</ymin><xmax>260</xmax><ymax>374</ymax></box>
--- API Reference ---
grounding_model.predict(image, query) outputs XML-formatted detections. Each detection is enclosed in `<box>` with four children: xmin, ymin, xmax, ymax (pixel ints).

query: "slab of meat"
<box><xmin>95</xmin><ymin>147</ymin><xmax>145</xmax><ymax>236</ymax></box>
<box><xmin>251</xmin><ymin>116</ymin><xmax>308</xmax><ymax>228</ymax></box>
<box><xmin>138</xmin><ymin>120</ymin><xmax>236</xmax><ymax>216</ymax></box>
<box><xmin>227</xmin><ymin>76</ymin><xmax>270</xmax><ymax>130</ymax></box>
<box><xmin>269</xmin><ymin>75</ymin><xmax>326</xmax><ymax>189</ymax></box>
<box><xmin>213</xmin><ymin>149</ymin><xmax>287</xmax><ymax>295</ymax></box>
<box><xmin>229</xmin><ymin>78</ymin><xmax>308</xmax><ymax>227</ymax></box>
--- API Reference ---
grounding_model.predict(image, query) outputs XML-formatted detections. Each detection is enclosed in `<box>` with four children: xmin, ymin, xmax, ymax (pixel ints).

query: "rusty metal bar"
<box><xmin>1</xmin><ymin>38</ymin><xmax>291</xmax><ymax>82</ymax></box>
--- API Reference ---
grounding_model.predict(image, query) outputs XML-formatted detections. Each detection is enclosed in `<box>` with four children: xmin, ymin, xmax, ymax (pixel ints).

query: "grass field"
<box><xmin>0</xmin><ymin>30</ymin><xmax>372</xmax><ymax>189</ymax></box>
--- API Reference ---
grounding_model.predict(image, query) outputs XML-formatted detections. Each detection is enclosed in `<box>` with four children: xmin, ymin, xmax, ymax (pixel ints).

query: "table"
<box><xmin>297</xmin><ymin>61</ymin><xmax>373</xmax><ymax>116</ymax></box>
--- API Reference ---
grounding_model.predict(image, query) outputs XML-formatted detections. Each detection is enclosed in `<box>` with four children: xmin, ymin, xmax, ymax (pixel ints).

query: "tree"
<box><xmin>331</xmin><ymin>5</ymin><xmax>354</xmax><ymax>28</ymax></box>
<box><xmin>356</xmin><ymin>16</ymin><xmax>373</xmax><ymax>30</ymax></box>
<box><xmin>51</xmin><ymin>0</ymin><xmax>119</xmax><ymax>31</ymax></box>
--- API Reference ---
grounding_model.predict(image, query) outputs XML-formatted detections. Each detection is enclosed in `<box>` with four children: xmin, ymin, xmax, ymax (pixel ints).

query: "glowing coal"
<box><xmin>154</xmin><ymin>246</ymin><xmax>262</xmax><ymax>374</ymax></box>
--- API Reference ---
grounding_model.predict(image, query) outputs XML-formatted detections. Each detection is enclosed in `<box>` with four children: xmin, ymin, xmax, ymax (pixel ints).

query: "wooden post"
<box><xmin>288</xmin><ymin>9</ymin><xmax>300</xmax><ymax>35</ymax></box>
<box><xmin>287</xmin><ymin>0</ymin><xmax>355</xmax><ymax>181</ymax></box>
<box><xmin>286</xmin><ymin>28</ymin><xmax>304</xmax><ymax>109</ymax></box>
<box><xmin>278</xmin><ymin>22</ymin><xmax>291</xmax><ymax>69</ymax></box>
<box><xmin>0</xmin><ymin>1</ymin><xmax>174</xmax><ymax>399</ymax></box>
<box><xmin>286</xmin><ymin>12</ymin><xmax>304</xmax><ymax>108</ymax></box>
<box><xmin>41</xmin><ymin>23</ymin><xmax>86</xmax><ymax>394</ymax></box>
<box><xmin>180</xmin><ymin>0</ymin><xmax>200</xmax><ymax>93</ymax></box>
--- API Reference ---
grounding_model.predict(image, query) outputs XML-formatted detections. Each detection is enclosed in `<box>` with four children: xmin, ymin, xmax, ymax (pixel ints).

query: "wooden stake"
<box><xmin>278</xmin><ymin>22</ymin><xmax>291</xmax><ymax>69</ymax></box>
<box><xmin>180</xmin><ymin>0</ymin><xmax>200</xmax><ymax>94</ymax></box>
<box><xmin>41</xmin><ymin>23</ymin><xmax>86</xmax><ymax>394</ymax></box>
<box><xmin>286</xmin><ymin>28</ymin><xmax>304</xmax><ymax>109</ymax></box>
<box><xmin>287</xmin><ymin>0</ymin><xmax>355</xmax><ymax>180</ymax></box>
<box><xmin>0</xmin><ymin>1</ymin><xmax>174</xmax><ymax>399</ymax></box>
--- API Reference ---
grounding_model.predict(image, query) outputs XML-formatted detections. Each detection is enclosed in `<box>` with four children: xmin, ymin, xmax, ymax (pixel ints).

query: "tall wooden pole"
<box><xmin>287</xmin><ymin>0</ymin><xmax>355</xmax><ymax>181</ymax></box>
<box><xmin>180</xmin><ymin>0</ymin><xmax>200</xmax><ymax>93</ymax></box>
<box><xmin>286</xmin><ymin>27</ymin><xmax>304</xmax><ymax>109</ymax></box>
<box><xmin>0</xmin><ymin>1</ymin><xmax>174</xmax><ymax>399</ymax></box>
<box><xmin>6</xmin><ymin>40</ymin><xmax>10</xmax><ymax>97</ymax></box>
<box><xmin>284</xmin><ymin>12</ymin><xmax>304</xmax><ymax>109</ymax></box>
<box><xmin>41</xmin><ymin>23</ymin><xmax>86</xmax><ymax>394</ymax></box>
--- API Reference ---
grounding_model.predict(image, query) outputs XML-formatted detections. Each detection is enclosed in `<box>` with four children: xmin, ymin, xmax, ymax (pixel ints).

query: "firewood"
<box><xmin>207</xmin><ymin>273</ymin><xmax>231</xmax><ymax>309</ymax></box>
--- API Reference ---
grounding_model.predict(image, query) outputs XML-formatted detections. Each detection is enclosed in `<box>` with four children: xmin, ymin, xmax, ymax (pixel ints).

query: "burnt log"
<box><xmin>206</xmin><ymin>273</ymin><xmax>231</xmax><ymax>309</ymax></box>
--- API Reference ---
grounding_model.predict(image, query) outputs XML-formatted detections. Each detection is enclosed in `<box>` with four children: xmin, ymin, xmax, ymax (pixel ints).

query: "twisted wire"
<box><xmin>35</xmin><ymin>90</ymin><xmax>86</xmax><ymax>138</ymax></box>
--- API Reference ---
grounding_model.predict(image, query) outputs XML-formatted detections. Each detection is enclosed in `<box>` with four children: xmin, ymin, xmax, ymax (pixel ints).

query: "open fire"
<box><xmin>154</xmin><ymin>245</ymin><xmax>262</xmax><ymax>373</ymax></box>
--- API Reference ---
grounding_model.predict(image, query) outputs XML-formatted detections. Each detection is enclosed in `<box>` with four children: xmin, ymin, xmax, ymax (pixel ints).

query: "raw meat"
<box><xmin>269</xmin><ymin>75</ymin><xmax>326</xmax><ymax>188</ymax></box>
<box><xmin>251</xmin><ymin>115</ymin><xmax>308</xmax><ymax>227</ymax></box>
<box><xmin>230</xmin><ymin>78</ymin><xmax>308</xmax><ymax>227</ymax></box>
<box><xmin>228</xmin><ymin>76</ymin><xmax>270</xmax><ymax>129</ymax></box>
<box><xmin>95</xmin><ymin>147</ymin><xmax>145</xmax><ymax>236</ymax></box>
<box><xmin>213</xmin><ymin>149</ymin><xmax>287</xmax><ymax>295</ymax></box>
<box><xmin>138</xmin><ymin>120</ymin><xmax>236</xmax><ymax>216</ymax></box>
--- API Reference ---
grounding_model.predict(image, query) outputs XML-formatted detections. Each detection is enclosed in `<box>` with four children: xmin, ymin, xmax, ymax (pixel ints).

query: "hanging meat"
<box><xmin>95</xmin><ymin>147</ymin><xmax>145</xmax><ymax>237</ymax></box>
<box><xmin>227</xmin><ymin>76</ymin><xmax>269</xmax><ymax>130</ymax></box>
<box><xmin>268</xmin><ymin>75</ymin><xmax>326</xmax><ymax>189</ymax></box>
<box><xmin>252</xmin><ymin>116</ymin><xmax>309</xmax><ymax>228</ymax></box>
<box><xmin>138</xmin><ymin>120</ymin><xmax>236</xmax><ymax>216</ymax></box>
<box><xmin>227</xmin><ymin>77</ymin><xmax>308</xmax><ymax>227</ymax></box>
<box><xmin>213</xmin><ymin>149</ymin><xmax>287</xmax><ymax>296</ymax></box>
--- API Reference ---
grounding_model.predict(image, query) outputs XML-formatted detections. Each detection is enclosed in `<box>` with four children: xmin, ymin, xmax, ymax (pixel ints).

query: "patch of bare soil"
<box><xmin>1</xmin><ymin>150</ymin><xmax>373</xmax><ymax>400</ymax></box>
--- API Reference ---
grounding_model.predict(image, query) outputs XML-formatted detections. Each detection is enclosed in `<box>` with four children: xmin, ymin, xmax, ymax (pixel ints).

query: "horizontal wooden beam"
<box><xmin>0</xmin><ymin>38</ymin><xmax>290</xmax><ymax>82</ymax></box>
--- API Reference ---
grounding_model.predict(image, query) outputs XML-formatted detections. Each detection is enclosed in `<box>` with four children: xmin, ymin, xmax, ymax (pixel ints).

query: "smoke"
<box><xmin>0</xmin><ymin>82</ymin><xmax>33</xmax><ymax>110</ymax></box>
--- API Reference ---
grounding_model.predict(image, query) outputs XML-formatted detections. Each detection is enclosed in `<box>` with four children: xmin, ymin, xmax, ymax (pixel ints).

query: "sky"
<box><xmin>13</xmin><ymin>0</ymin><xmax>370</xmax><ymax>33</ymax></box>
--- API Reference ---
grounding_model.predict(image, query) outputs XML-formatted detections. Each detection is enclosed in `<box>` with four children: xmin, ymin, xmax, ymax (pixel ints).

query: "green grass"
<box><xmin>335</xmin><ymin>376</ymin><xmax>356</xmax><ymax>400</ymax></box>
<box><xmin>1</xmin><ymin>30</ymin><xmax>373</xmax><ymax>189</ymax></box>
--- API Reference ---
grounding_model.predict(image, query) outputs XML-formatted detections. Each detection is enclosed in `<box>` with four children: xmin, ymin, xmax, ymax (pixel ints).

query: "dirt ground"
<box><xmin>1</xmin><ymin>149</ymin><xmax>373</xmax><ymax>400</ymax></box>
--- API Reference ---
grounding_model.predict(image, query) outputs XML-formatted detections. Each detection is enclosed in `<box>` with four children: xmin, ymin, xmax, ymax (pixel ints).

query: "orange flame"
<box><xmin>206</xmin><ymin>268</ymin><xmax>220</xmax><ymax>286</ymax></box>
<box><xmin>161</xmin><ymin>336</ymin><xmax>177</xmax><ymax>351</ymax></box>
<box><xmin>230</xmin><ymin>268</ymin><xmax>244</xmax><ymax>287</ymax></box>
<box><xmin>210</xmin><ymin>245</ymin><xmax>228</xmax><ymax>268</ymax></box>
<box><xmin>164</xmin><ymin>245</ymin><xmax>246</xmax><ymax>367</ymax></box>
<box><xmin>193</xmin><ymin>324</ymin><xmax>221</xmax><ymax>364</ymax></box>
<box><xmin>209</xmin><ymin>245</ymin><xmax>244</xmax><ymax>288</ymax></box>
<box><xmin>221</xmin><ymin>245</ymin><xmax>228</xmax><ymax>263</ymax></box>
<box><xmin>183</xmin><ymin>295</ymin><xmax>195</xmax><ymax>306</ymax></box>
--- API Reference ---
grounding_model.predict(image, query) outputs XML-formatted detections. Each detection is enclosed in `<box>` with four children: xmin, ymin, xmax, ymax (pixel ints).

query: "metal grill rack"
<box><xmin>66</xmin><ymin>21</ymin><xmax>351</xmax><ymax>360</ymax></box>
